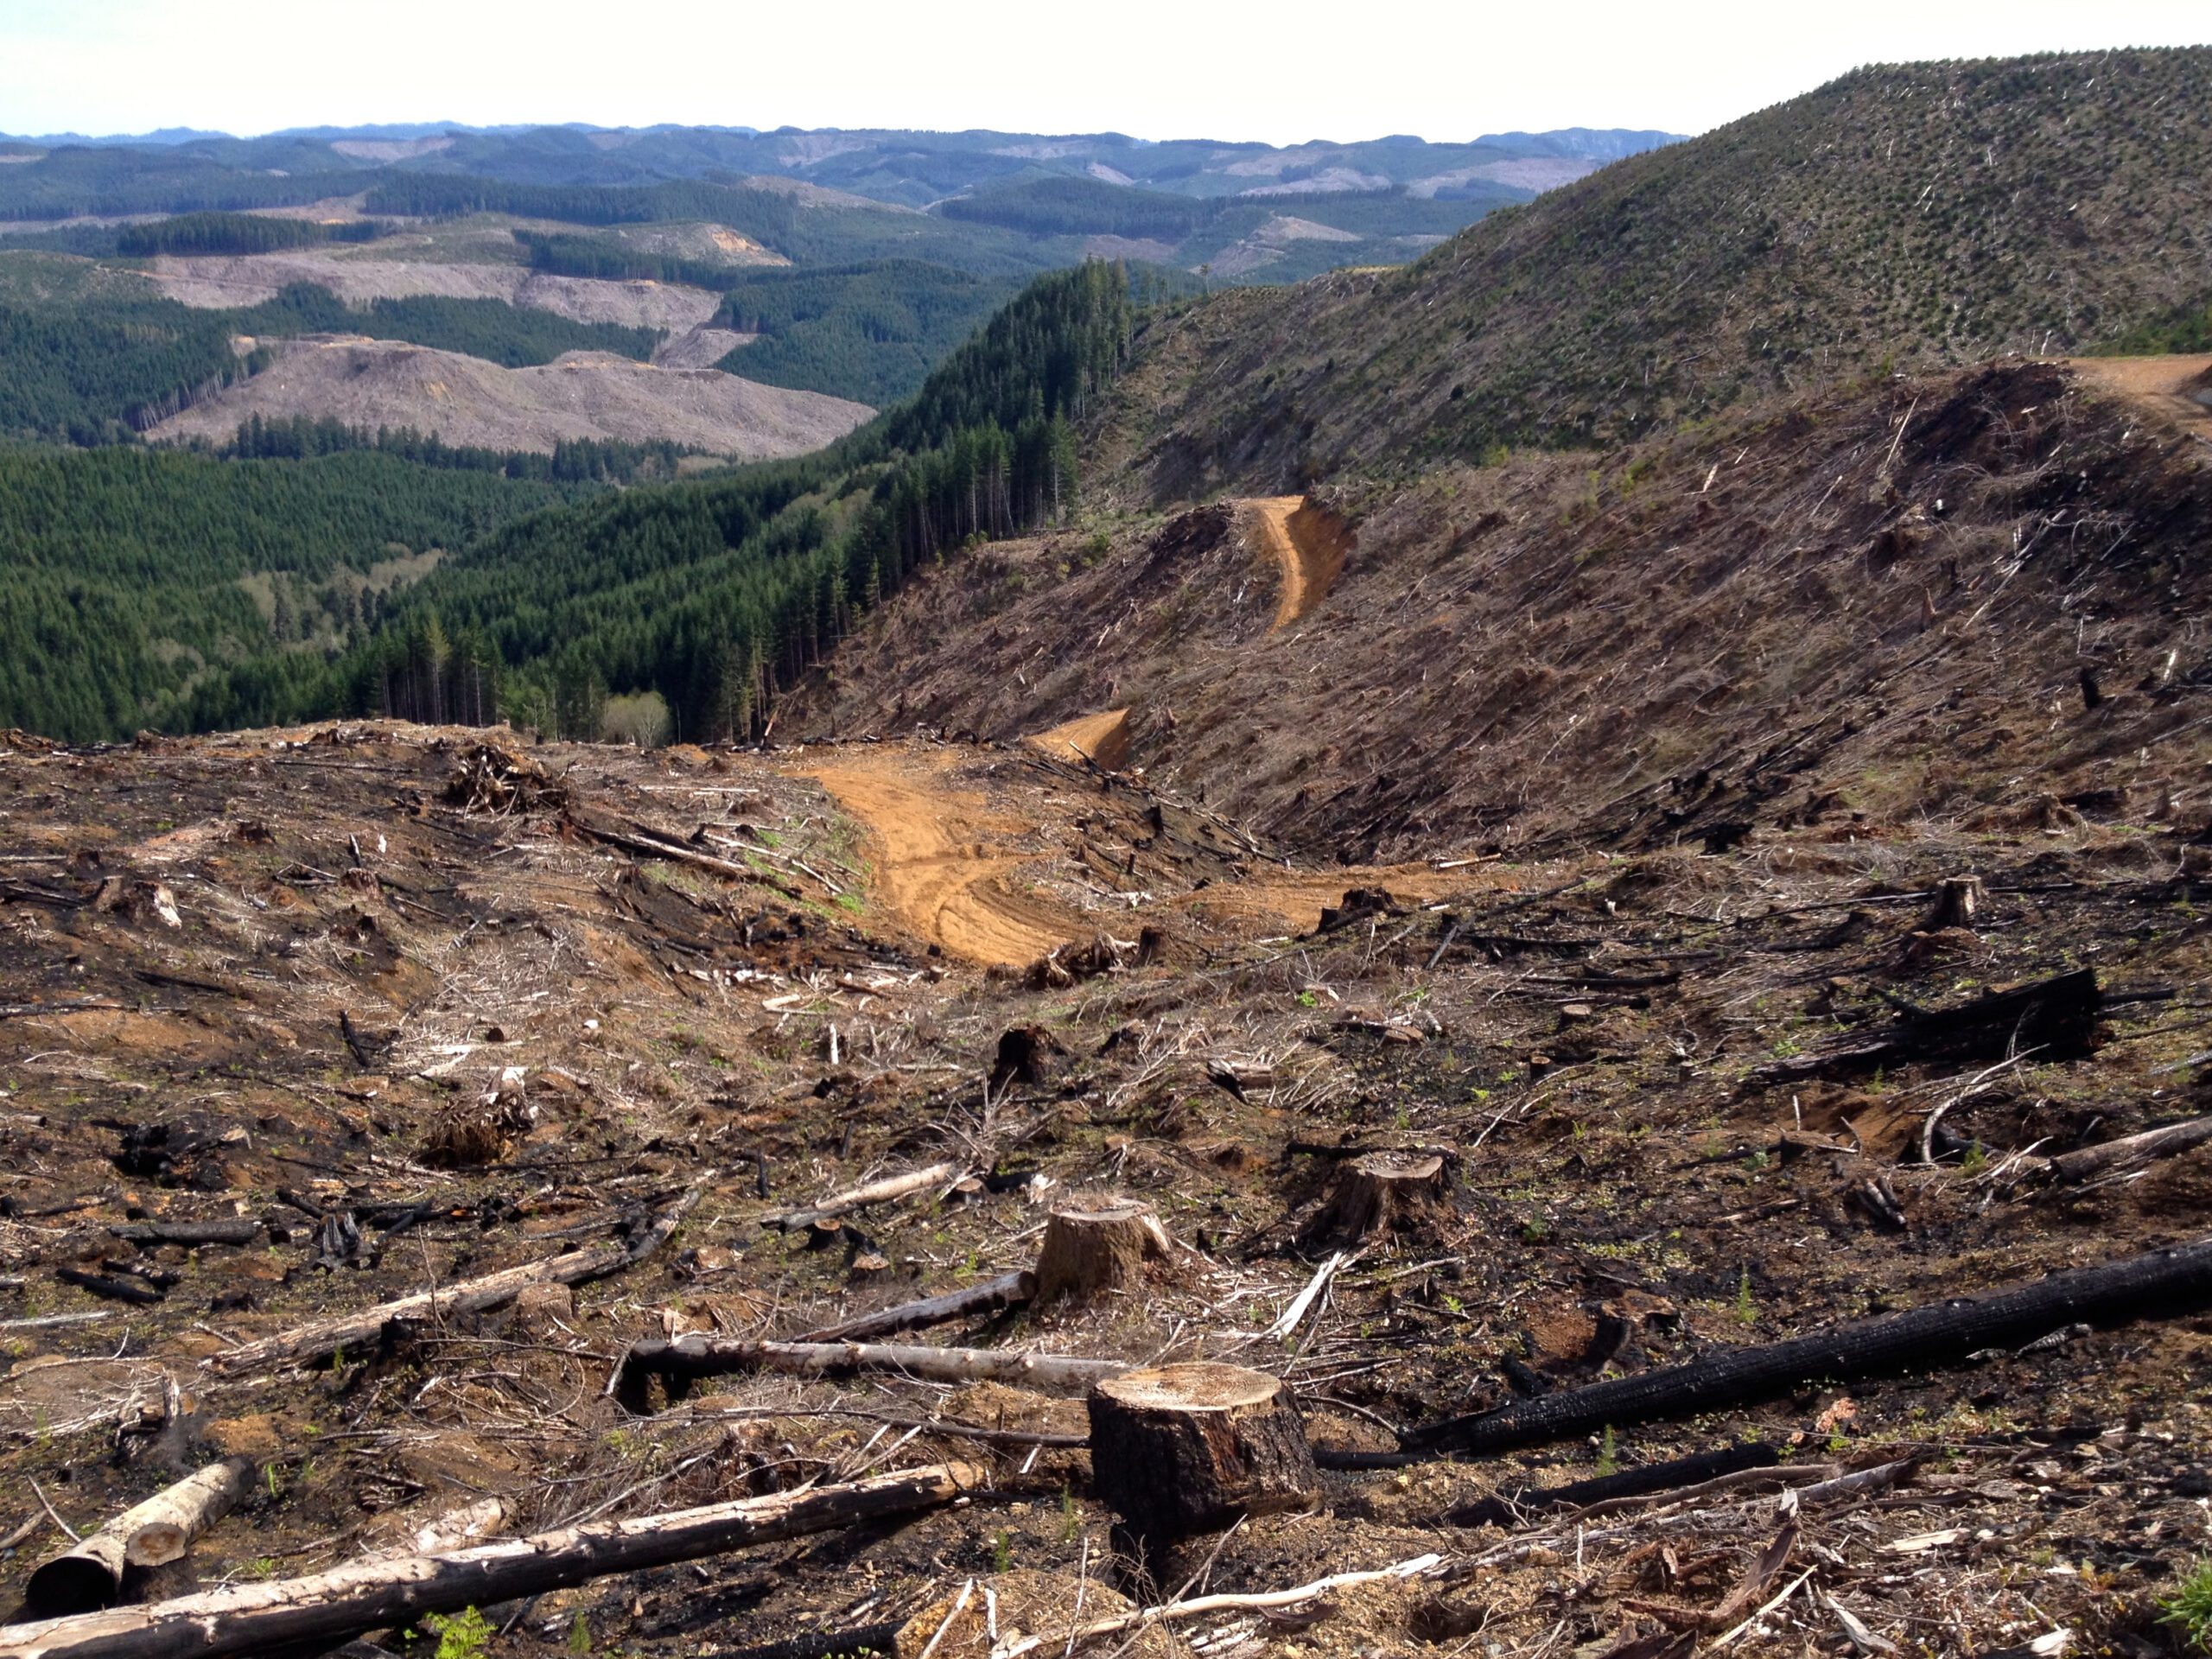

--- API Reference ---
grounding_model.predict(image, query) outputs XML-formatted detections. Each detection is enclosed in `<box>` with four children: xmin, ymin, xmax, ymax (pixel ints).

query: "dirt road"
<box><xmin>2067</xmin><ymin>353</ymin><xmax>2212</xmax><ymax>442</ymax></box>
<box><xmin>1021</xmin><ymin>708</ymin><xmax>1131</xmax><ymax>769</ymax></box>
<box><xmin>792</xmin><ymin>747</ymin><xmax>1080</xmax><ymax>965</ymax></box>
<box><xmin>1246</xmin><ymin>496</ymin><xmax>1351</xmax><ymax>627</ymax></box>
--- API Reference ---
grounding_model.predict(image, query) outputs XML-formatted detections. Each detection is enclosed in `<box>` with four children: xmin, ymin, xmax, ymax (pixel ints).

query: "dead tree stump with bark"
<box><xmin>1032</xmin><ymin>1199</ymin><xmax>1173</xmax><ymax>1305</ymax></box>
<box><xmin>1086</xmin><ymin>1363</ymin><xmax>1319</xmax><ymax>1541</ymax></box>
<box><xmin>1298</xmin><ymin>1153</ymin><xmax>1449</xmax><ymax>1249</ymax></box>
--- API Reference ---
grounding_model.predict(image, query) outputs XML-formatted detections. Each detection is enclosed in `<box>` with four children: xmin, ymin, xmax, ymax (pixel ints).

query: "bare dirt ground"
<box><xmin>1245</xmin><ymin>496</ymin><xmax>1351</xmax><ymax>628</ymax></box>
<box><xmin>1022</xmin><ymin>709</ymin><xmax>1133</xmax><ymax>771</ymax></box>
<box><xmin>653</xmin><ymin>326</ymin><xmax>761</xmax><ymax>371</ymax></box>
<box><xmin>1</xmin><ymin>720</ymin><xmax>2208</xmax><ymax>1659</ymax></box>
<box><xmin>144</xmin><ymin>253</ymin><xmax>726</xmax><ymax>334</ymax></box>
<box><xmin>147</xmin><ymin>336</ymin><xmax>872</xmax><ymax>458</ymax></box>
<box><xmin>2067</xmin><ymin>354</ymin><xmax>2212</xmax><ymax>443</ymax></box>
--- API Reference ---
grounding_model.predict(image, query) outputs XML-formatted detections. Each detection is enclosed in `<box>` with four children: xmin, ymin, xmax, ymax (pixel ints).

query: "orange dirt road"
<box><xmin>1023</xmin><ymin>708</ymin><xmax>1132</xmax><ymax>770</ymax></box>
<box><xmin>2068</xmin><ymin>354</ymin><xmax>2212</xmax><ymax>442</ymax></box>
<box><xmin>1246</xmin><ymin>497</ymin><xmax>1351</xmax><ymax>628</ymax></box>
<box><xmin>792</xmin><ymin>747</ymin><xmax>1081</xmax><ymax>966</ymax></box>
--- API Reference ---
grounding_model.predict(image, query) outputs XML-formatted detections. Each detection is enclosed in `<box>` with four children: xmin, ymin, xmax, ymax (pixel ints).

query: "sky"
<box><xmin>2</xmin><ymin>0</ymin><xmax>2209</xmax><ymax>146</ymax></box>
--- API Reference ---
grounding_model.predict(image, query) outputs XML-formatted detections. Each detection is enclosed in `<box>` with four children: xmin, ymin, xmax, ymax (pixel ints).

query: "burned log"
<box><xmin>1397</xmin><ymin>1235</ymin><xmax>2212</xmax><ymax>1458</ymax></box>
<box><xmin>106</xmin><ymin>1220</ymin><xmax>263</xmax><ymax>1249</ymax></box>
<box><xmin>25</xmin><ymin>1458</ymin><xmax>253</xmax><ymax>1617</ymax></box>
<box><xmin>1445</xmin><ymin>1442</ymin><xmax>1783</xmax><ymax>1528</ymax></box>
<box><xmin>1032</xmin><ymin>1199</ymin><xmax>1175</xmax><ymax>1305</ymax></box>
<box><xmin>611</xmin><ymin>1336</ymin><xmax>1126</xmax><ymax>1414</ymax></box>
<box><xmin>0</xmin><ymin>1464</ymin><xmax>979</xmax><ymax>1659</ymax></box>
<box><xmin>790</xmin><ymin>1270</ymin><xmax>1035</xmax><ymax>1344</ymax></box>
<box><xmin>1749</xmin><ymin>969</ymin><xmax>2105</xmax><ymax>1084</ymax></box>
<box><xmin>1086</xmin><ymin>1363</ymin><xmax>1319</xmax><ymax>1541</ymax></box>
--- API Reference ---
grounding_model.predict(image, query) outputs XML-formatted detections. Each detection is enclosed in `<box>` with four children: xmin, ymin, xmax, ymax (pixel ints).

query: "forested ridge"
<box><xmin>166</xmin><ymin>261</ymin><xmax>1136</xmax><ymax>741</ymax></box>
<box><xmin>0</xmin><ymin>445</ymin><xmax>596</xmax><ymax>741</ymax></box>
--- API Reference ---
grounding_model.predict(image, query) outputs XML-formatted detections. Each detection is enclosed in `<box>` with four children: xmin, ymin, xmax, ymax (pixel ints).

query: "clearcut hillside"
<box><xmin>1092</xmin><ymin>47</ymin><xmax>2212</xmax><ymax>500</ymax></box>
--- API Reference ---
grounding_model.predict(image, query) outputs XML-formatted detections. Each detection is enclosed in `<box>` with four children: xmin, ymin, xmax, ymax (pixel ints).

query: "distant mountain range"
<box><xmin>0</xmin><ymin>122</ymin><xmax>1681</xmax><ymax>211</ymax></box>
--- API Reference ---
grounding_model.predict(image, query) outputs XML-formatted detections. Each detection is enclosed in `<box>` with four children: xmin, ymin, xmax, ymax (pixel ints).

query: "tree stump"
<box><xmin>1298</xmin><ymin>1152</ymin><xmax>1449</xmax><ymax>1249</ymax></box>
<box><xmin>1086</xmin><ymin>1363</ymin><xmax>1319</xmax><ymax>1541</ymax></box>
<box><xmin>1923</xmin><ymin>875</ymin><xmax>1985</xmax><ymax>931</ymax></box>
<box><xmin>1032</xmin><ymin>1199</ymin><xmax>1173</xmax><ymax>1304</ymax></box>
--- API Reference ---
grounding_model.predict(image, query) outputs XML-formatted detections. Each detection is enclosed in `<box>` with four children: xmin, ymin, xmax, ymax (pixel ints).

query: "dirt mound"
<box><xmin>146</xmin><ymin>335</ymin><xmax>872</xmax><ymax>458</ymax></box>
<box><xmin>1022</xmin><ymin>708</ymin><xmax>1131</xmax><ymax>769</ymax></box>
<box><xmin>144</xmin><ymin>253</ymin><xmax>726</xmax><ymax>334</ymax></box>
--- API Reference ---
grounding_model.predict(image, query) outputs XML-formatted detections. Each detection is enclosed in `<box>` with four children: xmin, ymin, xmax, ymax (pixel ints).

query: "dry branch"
<box><xmin>210</xmin><ymin>1178</ymin><xmax>707</xmax><ymax>1376</ymax></box>
<box><xmin>611</xmin><ymin>1336</ymin><xmax>1126</xmax><ymax>1413</ymax></box>
<box><xmin>0</xmin><ymin>1463</ymin><xmax>980</xmax><ymax>1659</ymax></box>
<box><xmin>791</xmin><ymin>1271</ymin><xmax>1034</xmax><ymax>1344</ymax></box>
<box><xmin>762</xmin><ymin>1163</ymin><xmax>960</xmax><ymax>1232</ymax></box>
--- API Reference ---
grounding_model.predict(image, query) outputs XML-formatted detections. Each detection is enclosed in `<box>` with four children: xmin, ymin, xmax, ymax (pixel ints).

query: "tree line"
<box><xmin>117</xmin><ymin>212</ymin><xmax>390</xmax><ymax>257</ymax></box>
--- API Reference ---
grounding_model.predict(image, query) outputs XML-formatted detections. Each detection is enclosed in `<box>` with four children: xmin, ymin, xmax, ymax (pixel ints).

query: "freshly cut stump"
<box><xmin>1033</xmin><ymin>1199</ymin><xmax>1173</xmax><ymax>1305</ymax></box>
<box><xmin>1086</xmin><ymin>1362</ymin><xmax>1319</xmax><ymax>1541</ymax></box>
<box><xmin>1299</xmin><ymin>1152</ymin><xmax>1449</xmax><ymax>1248</ymax></box>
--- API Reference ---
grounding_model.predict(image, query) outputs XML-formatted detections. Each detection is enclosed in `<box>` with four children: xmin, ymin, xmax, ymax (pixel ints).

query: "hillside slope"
<box><xmin>148</xmin><ymin>335</ymin><xmax>871</xmax><ymax>457</ymax></box>
<box><xmin>797</xmin><ymin>358</ymin><xmax>2212</xmax><ymax>860</ymax></box>
<box><xmin>1093</xmin><ymin>48</ymin><xmax>2212</xmax><ymax>499</ymax></box>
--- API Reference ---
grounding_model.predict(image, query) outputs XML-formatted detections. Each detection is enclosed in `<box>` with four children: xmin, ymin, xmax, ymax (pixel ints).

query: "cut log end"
<box><xmin>1087</xmin><ymin>1361</ymin><xmax>1319</xmax><ymax>1542</ymax></box>
<box><xmin>1299</xmin><ymin>1152</ymin><xmax>1449</xmax><ymax>1249</ymax></box>
<box><xmin>1032</xmin><ymin>1199</ymin><xmax>1174</xmax><ymax>1305</ymax></box>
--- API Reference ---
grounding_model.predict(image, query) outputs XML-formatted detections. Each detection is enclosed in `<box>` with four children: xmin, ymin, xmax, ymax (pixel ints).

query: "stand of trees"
<box><xmin>118</xmin><ymin>212</ymin><xmax>389</xmax><ymax>257</ymax></box>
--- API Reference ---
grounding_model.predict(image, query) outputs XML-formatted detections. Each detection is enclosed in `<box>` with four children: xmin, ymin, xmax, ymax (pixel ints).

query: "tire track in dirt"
<box><xmin>1247</xmin><ymin>495</ymin><xmax>1351</xmax><ymax>628</ymax></box>
<box><xmin>791</xmin><ymin>747</ymin><xmax>1081</xmax><ymax>966</ymax></box>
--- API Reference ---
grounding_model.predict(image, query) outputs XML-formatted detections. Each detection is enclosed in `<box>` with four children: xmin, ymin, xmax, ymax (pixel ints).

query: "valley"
<box><xmin>3</xmin><ymin>42</ymin><xmax>2212</xmax><ymax>1659</ymax></box>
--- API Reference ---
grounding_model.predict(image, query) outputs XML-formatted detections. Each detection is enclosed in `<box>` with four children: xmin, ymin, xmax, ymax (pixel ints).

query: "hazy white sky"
<box><xmin>2</xmin><ymin>0</ymin><xmax>2208</xmax><ymax>146</ymax></box>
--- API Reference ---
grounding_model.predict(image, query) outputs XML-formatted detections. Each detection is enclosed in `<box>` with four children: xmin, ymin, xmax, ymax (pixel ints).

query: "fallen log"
<box><xmin>2041</xmin><ymin>1114</ymin><xmax>2212</xmax><ymax>1185</ymax></box>
<box><xmin>1398</xmin><ymin>1235</ymin><xmax>2212</xmax><ymax>1457</ymax></box>
<box><xmin>25</xmin><ymin>1459</ymin><xmax>253</xmax><ymax>1618</ymax></box>
<box><xmin>55</xmin><ymin>1269</ymin><xmax>162</xmax><ymax>1307</ymax></box>
<box><xmin>790</xmin><ymin>1271</ymin><xmax>1034</xmax><ymax>1344</ymax></box>
<box><xmin>565</xmin><ymin>814</ymin><xmax>805</xmax><ymax>904</ymax></box>
<box><xmin>0</xmin><ymin>1463</ymin><xmax>979</xmax><ymax>1659</ymax></box>
<box><xmin>762</xmin><ymin>1163</ymin><xmax>960</xmax><ymax>1232</ymax></box>
<box><xmin>1446</xmin><ymin>1443</ymin><xmax>1783</xmax><ymax>1529</ymax></box>
<box><xmin>1749</xmin><ymin>969</ymin><xmax>2106</xmax><ymax>1084</ymax></box>
<box><xmin>108</xmin><ymin>1220</ymin><xmax>263</xmax><ymax>1249</ymax></box>
<box><xmin>209</xmin><ymin>1177</ymin><xmax>707</xmax><ymax>1376</ymax></box>
<box><xmin>610</xmin><ymin>1336</ymin><xmax>1125</xmax><ymax>1414</ymax></box>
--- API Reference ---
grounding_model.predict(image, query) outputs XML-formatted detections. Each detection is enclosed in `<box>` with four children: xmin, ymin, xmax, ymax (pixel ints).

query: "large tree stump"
<box><xmin>1086</xmin><ymin>1363</ymin><xmax>1319</xmax><ymax>1541</ymax></box>
<box><xmin>1298</xmin><ymin>1152</ymin><xmax>1449</xmax><ymax>1249</ymax></box>
<box><xmin>1032</xmin><ymin>1199</ymin><xmax>1173</xmax><ymax>1304</ymax></box>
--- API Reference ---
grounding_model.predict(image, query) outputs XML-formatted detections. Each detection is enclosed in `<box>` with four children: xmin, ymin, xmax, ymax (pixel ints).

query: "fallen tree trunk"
<box><xmin>2042</xmin><ymin>1114</ymin><xmax>2212</xmax><ymax>1185</ymax></box>
<box><xmin>1749</xmin><ymin>969</ymin><xmax>2106</xmax><ymax>1084</ymax></box>
<box><xmin>25</xmin><ymin>1459</ymin><xmax>253</xmax><ymax>1618</ymax></box>
<box><xmin>1445</xmin><ymin>1443</ymin><xmax>1783</xmax><ymax>1529</ymax></box>
<box><xmin>611</xmin><ymin>1336</ymin><xmax>1125</xmax><ymax>1414</ymax></box>
<box><xmin>789</xmin><ymin>1270</ymin><xmax>1034</xmax><ymax>1344</ymax></box>
<box><xmin>210</xmin><ymin>1179</ymin><xmax>707</xmax><ymax>1376</ymax></box>
<box><xmin>107</xmin><ymin>1221</ymin><xmax>263</xmax><ymax>1249</ymax></box>
<box><xmin>1399</xmin><ymin>1235</ymin><xmax>2212</xmax><ymax>1457</ymax></box>
<box><xmin>761</xmin><ymin>1163</ymin><xmax>960</xmax><ymax>1232</ymax></box>
<box><xmin>565</xmin><ymin>815</ymin><xmax>805</xmax><ymax>904</ymax></box>
<box><xmin>0</xmin><ymin>1463</ymin><xmax>978</xmax><ymax>1659</ymax></box>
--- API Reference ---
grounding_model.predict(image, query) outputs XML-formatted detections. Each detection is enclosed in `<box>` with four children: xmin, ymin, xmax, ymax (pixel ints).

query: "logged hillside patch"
<box><xmin>1096</xmin><ymin>47</ymin><xmax>2212</xmax><ymax>494</ymax></box>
